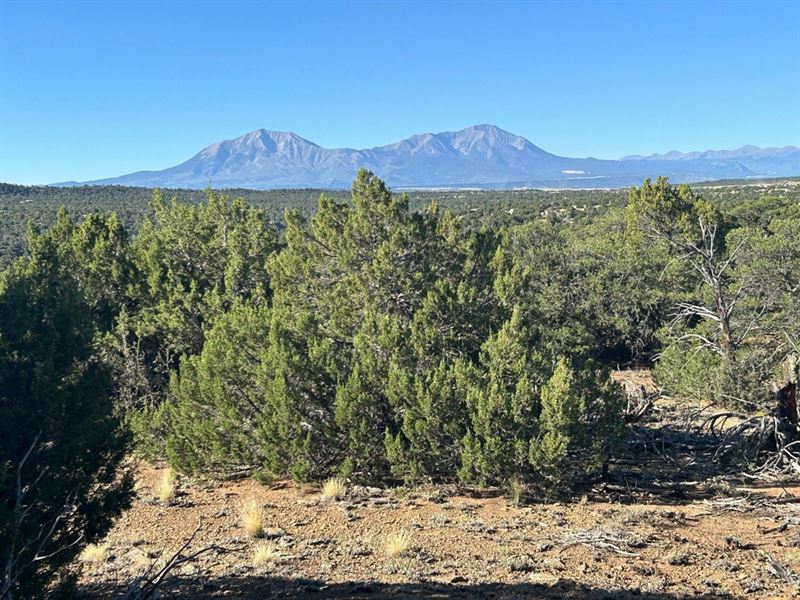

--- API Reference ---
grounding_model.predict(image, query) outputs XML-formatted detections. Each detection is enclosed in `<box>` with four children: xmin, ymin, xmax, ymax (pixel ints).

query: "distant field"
<box><xmin>1</xmin><ymin>177</ymin><xmax>798</xmax><ymax>268</ymax></box>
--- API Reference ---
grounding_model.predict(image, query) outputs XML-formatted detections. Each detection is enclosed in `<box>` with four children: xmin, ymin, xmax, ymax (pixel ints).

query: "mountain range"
<box><xmin>63</xmin><ymin>125</ymin><xmax>800</xmax><ymax>190</ymax></box>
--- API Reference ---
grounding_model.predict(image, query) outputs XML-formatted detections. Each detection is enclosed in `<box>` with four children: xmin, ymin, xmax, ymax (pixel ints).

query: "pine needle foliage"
<box><xmin>147</xmin><ymin>169</ymin><xmax>626</xmax><ymax>491</ymax></box>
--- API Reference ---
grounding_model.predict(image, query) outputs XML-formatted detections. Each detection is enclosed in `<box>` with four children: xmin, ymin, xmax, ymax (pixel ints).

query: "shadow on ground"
<box><xmin>591</xmin><ymin>406</ymin><xmax>779</xmax><ymax>506</ymax></box>
<box><xmin>79</xmin><ymin>575</ymin><xmax>739</xmax><ymax>599</ymax></box>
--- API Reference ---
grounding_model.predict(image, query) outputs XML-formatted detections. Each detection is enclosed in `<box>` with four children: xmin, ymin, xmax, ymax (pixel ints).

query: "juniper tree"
<box><xmin>164</xmin><ymin>302</ymin><xmax>272</xmax><ymax>478</ymax></box>
<box><xmin>153</xmin><ymin>170</ymin><xmax>627</xmax><ymax>491</ymax></box>
<box><xmin>532</xmin><ymin>357</ymin><xmax>623</xmax><ymax>490</ymax></box>
<box><xmin>0</xmin><ymin>233</ymin><xmax>130</xmax><ymax>599</ymax></box>
<box><xmin>459</xmin><ymin>307</ymin><xmax>543</xmax><ymax>484</ymax></box>
<box><xmin>110</xmin><ymin>190</ymin><xmax>280</xmax><ymax>449</ymax></box>
<box><xmin>628</xmin><ymin>178</ymin><xmax>800</xmax><ymax>410</ymax></box>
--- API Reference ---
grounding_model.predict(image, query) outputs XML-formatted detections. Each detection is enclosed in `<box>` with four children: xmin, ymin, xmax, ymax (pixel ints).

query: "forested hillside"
<box><xmin>2</xmin><ymin>172</ymin><xmax>799</xmax><ymax>597</ymax></box>
<box><xmin>2</xmin><ymin>179</ymin><xmax>798</xmax><ymax>268</ymax></box>
<box><xmin>0</xmin><ymin>183</ymin><xmax>634</xmax><ymax>268</ymax></box>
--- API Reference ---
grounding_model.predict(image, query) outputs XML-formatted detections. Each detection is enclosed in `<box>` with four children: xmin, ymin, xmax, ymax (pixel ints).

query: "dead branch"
<box><xmin>761</xmin><ymin>551</ymin><xmax>800</xmax><ymax>591</ymax></box>
<box><xmin>556</xmin><ymin>529</ymin><xmax>644</xmax><ymax>557</ymax></box>
<box><xmin>123</xmin><ymin>519</ymin><xmax>229</xmax><ymax>600</ymax></box>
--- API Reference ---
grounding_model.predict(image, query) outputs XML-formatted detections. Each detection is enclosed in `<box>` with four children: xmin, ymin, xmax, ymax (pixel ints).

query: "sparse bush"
<box><xmin>385</xmin><ymin>530</ymin><xmax>412</xmax><ymax>557</ymax></box>
<box><xmin>240</xmin><ymin>498</ymin><xmax>265</xmax><ymax>538</ymax></box>
<box><xmin>321</xmin><ymin>477</ymin><xmax>346</xmax><ymax>500</ymax></box>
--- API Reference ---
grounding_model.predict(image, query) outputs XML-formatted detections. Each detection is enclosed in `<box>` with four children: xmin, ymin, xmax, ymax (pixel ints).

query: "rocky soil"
<box><xmin>77</xmin><ymin>376</ymin><xmax>800</xmax><ymax>599</ymax></box>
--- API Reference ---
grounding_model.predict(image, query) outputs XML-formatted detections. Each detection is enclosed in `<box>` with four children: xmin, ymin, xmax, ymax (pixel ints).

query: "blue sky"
<box><xmin>1</xmin><ymin>0</ymin><xmax>798</xmax><ymax>184</ymax></box>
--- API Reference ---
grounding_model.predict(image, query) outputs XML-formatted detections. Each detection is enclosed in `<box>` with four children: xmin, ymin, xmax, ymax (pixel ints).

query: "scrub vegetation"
<box><xmin>1</xmin><ymin>171</ymin><xmax>798</xmax><ymax>598</ymax></box>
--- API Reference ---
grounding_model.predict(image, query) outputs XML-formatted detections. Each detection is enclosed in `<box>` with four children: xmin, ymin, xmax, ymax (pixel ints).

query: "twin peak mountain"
<box><xmin>77</xmin><ymin>124</ymin><xmax>799</xmax><ymax>190</ymax></box>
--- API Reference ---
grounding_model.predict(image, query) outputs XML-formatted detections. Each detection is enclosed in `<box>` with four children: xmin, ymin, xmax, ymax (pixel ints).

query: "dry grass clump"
<box><xmin>507</xmin><ymin>476</ymin><xmax>526</xmax><ymax>506</ymax></box>
<box><xmin>384</xmin><ymin>530</ymin><xmax>412</xmax><ymax>557</ymax></box>
<box><xmin>321</xmin><ymin>476</ymin><xmax>346</xmax><ymax>500</ymax></box>
<box><xmin>240</xmin><ymin>497</ymin><xmax>265</xmax><ymax>538</ymax></box>
<box><xmin>80</xmin><ymin>543</ymin><xmax>109</xmax><ymax>564</ymax></box>
<box><xmin>252</xmin><ymin>542</ymin><xmax>280</xmax><ymax>567</ymax></box>
<box><xmin>156</xmin><ymin>467</ymin><xmax>177</xmax><ymax>503</ymax></box>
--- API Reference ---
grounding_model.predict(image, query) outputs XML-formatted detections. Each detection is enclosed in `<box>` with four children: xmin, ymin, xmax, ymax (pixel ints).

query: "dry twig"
<box><xmin>123</xmin><ymin>519</ymin><xmax>228</xmax><ymax>600</ymax></box>
<box><xmin>556</xmin><ymin>529</ymin><xmax>644</xmax><ymax>557</ymax></box>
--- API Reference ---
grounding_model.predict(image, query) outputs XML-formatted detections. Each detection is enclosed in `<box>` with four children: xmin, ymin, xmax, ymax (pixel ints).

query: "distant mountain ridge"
<box><xmin>623</xmin><ymin>145</ymin><xmax>799</xmax><ymax>161</ymax></box>
<box><xmin>65</xmin><ymin>125</ymin><xmax>800</xmax><ymax>190</ymax></box>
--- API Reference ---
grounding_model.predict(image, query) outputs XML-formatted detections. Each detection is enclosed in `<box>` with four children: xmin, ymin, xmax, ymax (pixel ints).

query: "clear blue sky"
<box><xmin>1</xmin><ymin>0</ymin><xmax>798</xmax><ymax>184</ymax></box>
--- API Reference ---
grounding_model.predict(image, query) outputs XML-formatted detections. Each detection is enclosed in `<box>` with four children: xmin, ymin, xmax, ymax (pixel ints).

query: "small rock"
<box><xmin>349</xmin><ymin>485</ymin><xmax>383</xmax><ymax>499</ymax></box>
<box><xmin>306</xmin><ymin>537</ymin><xmax>332</xmax><ymax>546</ymax></box>
<box><xmin>542</xmin><ymin>557</ymin><xmax>565</xmax><ymax>571</ymax></box>
<box><xmin>667</xmin><ymin>552</ymin><xmax>693</xmax><ymax>566</ymax></box>
<box><xmin>507</xmin><ymin>555</ymin><xmax>536</xmax><ymax>572</ymax></box>
<box><xmin>348</xmin><ymin>544</ymin><xmax>372</xmax><ymax>557</ymax></box>
<box><xmin>741</xmin><ymin>579</ymin><xmax>764</xmax><ymax>593</ymax></box>
<box><xmin>711</xmin><ymin>559</ymin><xmax>740</xmax><ymax>572</ymax></box>
<box><xmin>528</xmin><ymin>573</ymin><xmax>560</xmax><ymax>586</ymax></box>
<box><xmin>263</xmin><ymin>528</ymin><xmax>287</xmax><ymax>539</ymax></box>
<box><xmin>724</xmin><ymin>536</ymin><xmax>756</xmax><ymax>550</ymax></box>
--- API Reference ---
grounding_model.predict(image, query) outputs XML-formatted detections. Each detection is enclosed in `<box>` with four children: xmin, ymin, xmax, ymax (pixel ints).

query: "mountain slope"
<box><xmin>74</xmin><ymin>125</ymin><xmax>800</xmax><ymax>190</ymax></box>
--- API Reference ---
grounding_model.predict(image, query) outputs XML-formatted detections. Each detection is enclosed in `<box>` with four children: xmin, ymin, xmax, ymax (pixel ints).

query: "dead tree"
<box><xmin>774</xmin><ymin>354</ymin><xmax>799</xmax><ymax>427</ymax></box>
<box><xmin>658</xmin><ymin>215</ymin><xmax>746</xmax><ymax>372</ymax></box>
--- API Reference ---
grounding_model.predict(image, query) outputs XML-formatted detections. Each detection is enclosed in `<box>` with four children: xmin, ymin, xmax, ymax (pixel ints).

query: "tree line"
<box><xmin>0</xmin><ymin>181</ymin><xmax>660</xmax><ymax>269</ymax></box>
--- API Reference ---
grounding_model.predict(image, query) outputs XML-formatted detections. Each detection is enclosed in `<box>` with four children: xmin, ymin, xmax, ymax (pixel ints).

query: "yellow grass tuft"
<box><xmin>81</xmin><ymin>543</ymin><xmax>108</xmax><ymax>564</ymax></box>
<box><xmin>240</xmin><ymin>497</ymin><xmax>265</xmax><ymax>538</ymax></box>
<box><xmin>384</xmin><ymin>530</ymin><xmax>412</xmax><ymax>557</ymax></box>
<box><xmin>252</xmin><ymin>542</ymin><xmax>280</xmax><ymax>567</ymax></box>
<box><xmin>156</xmin><ymin>468</ymin><xmax>177</xmax><ymax>503</ymax></box>
<box><xmin>321</xmin><ymin>476</ymin><xmax>346</xmax><ymax>500</ymax></box>
<box><xmin>507</xmin><ymin>476</ymin><xmax>526</xmax><ymax>506</ymax></box>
